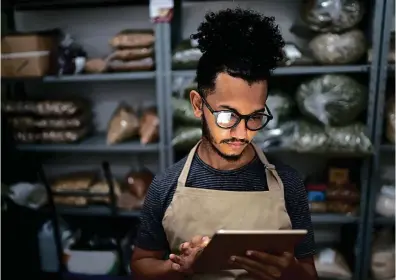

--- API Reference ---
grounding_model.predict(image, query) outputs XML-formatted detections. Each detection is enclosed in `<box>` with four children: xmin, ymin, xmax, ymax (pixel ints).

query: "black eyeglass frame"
<box><xmin>200</xmin><ymin>95</ymin><xmax>274</xmax><ymax>131</ymax></box>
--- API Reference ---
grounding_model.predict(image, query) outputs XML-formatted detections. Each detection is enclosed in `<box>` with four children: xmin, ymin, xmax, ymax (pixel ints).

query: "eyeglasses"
<box><xmin>201</xmin><ymin>97</ymin><xmax>273</xmax><ymax>131</ymax></box>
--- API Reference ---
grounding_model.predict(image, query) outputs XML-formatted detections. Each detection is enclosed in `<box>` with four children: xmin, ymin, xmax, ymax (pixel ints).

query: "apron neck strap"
<box><xmin>251</xmin><ymin>143</ymin><xmax>285</xmax><ymax>192</ymax></box>
<box><xmin>177</xmin><ymin>141</ymin><xmax>285</xmax><ymax>192</ymax></box>
<box><xmin>177</xmin><ymin>140</ymin><xmax>201</xmax><ymax>185</ymax></box>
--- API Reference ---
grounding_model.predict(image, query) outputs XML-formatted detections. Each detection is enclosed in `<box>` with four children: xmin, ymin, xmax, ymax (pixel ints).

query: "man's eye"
<box><xmin>250</xmin><ymin>115</ymin><xmax>263</xmax><ymax>120</ymax></box>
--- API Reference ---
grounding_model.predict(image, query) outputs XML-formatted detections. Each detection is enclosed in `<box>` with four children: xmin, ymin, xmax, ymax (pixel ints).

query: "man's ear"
<box><xmin>190</xmin><ymin>90</ymin><xmax>203</xmax><ymax>118</ymax></box>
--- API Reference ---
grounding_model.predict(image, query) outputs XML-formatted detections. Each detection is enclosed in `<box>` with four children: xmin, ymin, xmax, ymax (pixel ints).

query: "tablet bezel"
<box><xmin>192</xmin><ymin>229</ymin><xmax>307</xmax><ymax>273</ymax></box>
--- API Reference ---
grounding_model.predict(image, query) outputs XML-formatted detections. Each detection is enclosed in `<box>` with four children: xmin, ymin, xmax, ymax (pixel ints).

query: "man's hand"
<box><xmin>169</xmin><ymin>235</ymin><xmax>211</xmax><ymax>273</ymax></box>
<box><xmin>230</xmin><ymin>251</ymin><xmax>296</xmax><ymax>280</ymax></box>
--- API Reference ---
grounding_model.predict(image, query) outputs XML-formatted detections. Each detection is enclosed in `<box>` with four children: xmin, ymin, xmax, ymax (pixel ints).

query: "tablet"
<box><xmin>192</xmin><ymin>229</ymin><xmax>307</xmax><ymax>273</ymax></box>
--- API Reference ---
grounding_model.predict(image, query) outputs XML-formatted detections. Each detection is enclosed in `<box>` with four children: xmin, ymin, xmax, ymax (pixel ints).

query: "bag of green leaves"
<box><xmin>172</xmin><ymin>97</ymin><xmax>200</xmax><ymax>125</ymax></box>
<box><xmin>296</xmin><ymin>74</ymin><xmax>367</xmax><ymax>126</ymax></box>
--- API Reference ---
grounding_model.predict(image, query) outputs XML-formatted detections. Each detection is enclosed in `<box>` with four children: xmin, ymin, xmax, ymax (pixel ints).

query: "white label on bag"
<box><xmin>190</xmin><ymin>39</ymin><xmax>199</xmax><ymax>48</ymax></box>
<box><xmin>318</xmin><ymin>248</ymin><xmax>336</xmax><ymax>264</ymax></box>
<box><xmin>149</xmin><ymin>0</ymin><xmax>174</xmax><ymax>22</ymax></box>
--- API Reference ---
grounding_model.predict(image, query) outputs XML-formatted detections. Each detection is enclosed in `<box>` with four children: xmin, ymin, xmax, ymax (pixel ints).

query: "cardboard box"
<box><xmin>1</xmin><ymin>33</ymin><xmax>57</xmax><ymax>77</ymax></box>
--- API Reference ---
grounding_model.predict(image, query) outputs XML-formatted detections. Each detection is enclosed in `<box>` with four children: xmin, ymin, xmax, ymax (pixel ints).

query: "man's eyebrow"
<box><xmin>218</xmin><ymin>104</ymin><xmax>266</xmax><ymax>114</ymax></box>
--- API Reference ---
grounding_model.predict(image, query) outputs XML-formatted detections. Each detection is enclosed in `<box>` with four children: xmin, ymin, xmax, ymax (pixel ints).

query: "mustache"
<box><xmin>220</xmin><ymin>138</ymin><xmax>250</xmax><ymax>144</ymax></box>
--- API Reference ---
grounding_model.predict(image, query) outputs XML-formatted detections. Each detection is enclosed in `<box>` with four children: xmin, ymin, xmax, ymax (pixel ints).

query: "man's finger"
<box><xmin>231</xmin><ymin>256</ymin><xmax>274</xmax><ymax>280</ymax></box>
<box><xmin>247</xmin><ymin>250</ymin><xmax>295</xmax><ymax>269</ymax></box>
<box><xmin>179</xmin><ymin>242</ymin><xmax>190</xmax><ymax>252</ymax></box>
<box><xmin>191</xmin><ymin>235</ymin><xmax>204</xmax><ymax>246</ymax></box>
<box><xmin>169</xmin><ymin>254</ymin><xmax>182</xmax><ymax>264</ymax></box>
<box><xmin>233</xmin><ymin>256</ymin><xmax>281</xmax><ymax>279</ymax></box>
<box><xmin>201</xmin><ymin>236</ymin><xmax>211</xmax><ymax>247</ymax></box>
<box><xmin>247</xmin><ymin>251</ymin><xmax>284</xmax><ymax>266</ymax></box>
<box><xmin>171</xmin><ymin>262</ymin><xmax>181</xmax><ymax>271</ymax></box>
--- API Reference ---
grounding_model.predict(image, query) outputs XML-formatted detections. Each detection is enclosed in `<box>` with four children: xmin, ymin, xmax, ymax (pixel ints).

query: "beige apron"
<box><xmin>162</xmin><ymin>141</ymin><xmax>292</xmax><ymax>280</ymax></box>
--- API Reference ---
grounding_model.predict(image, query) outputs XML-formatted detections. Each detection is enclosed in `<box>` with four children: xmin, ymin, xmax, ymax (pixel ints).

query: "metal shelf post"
<box><xmin>361</xmin><ymin>0</ymin><xmax>395</xmax><ymax>279</ymax></box>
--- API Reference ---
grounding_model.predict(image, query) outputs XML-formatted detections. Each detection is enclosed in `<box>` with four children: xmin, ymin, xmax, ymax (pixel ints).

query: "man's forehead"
<box><xmin>213</xmin><ymin>73</ymin><xmax>268</xmax><ymax>96</ymax></box>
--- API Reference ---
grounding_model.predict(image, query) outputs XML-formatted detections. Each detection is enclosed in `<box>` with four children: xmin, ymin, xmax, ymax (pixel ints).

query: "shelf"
<box><xmin>2</xmin><ymin>72</ymin><xmax>156</xmax><ymax>83</ymax></box>
<box><xmin>263</xmin><ymin>147</ymin><xmax>371</xmax><ymax>158</ymax></box>
<box><xmin>43</xmin><ymin>72</ymin><xmax>156</xmax><ymax>82</ymax></box>
<box><xmin>311</xmin><ymin>214</ymin><xmax>359</xmax><ymax>224</ymax></box>
<box><xmin>380</xmin><ymin>144</ymin><xmax>395</xmax><ymax>152</ymax></box>
<box><xmin>273</xmin><ymin>65</ymin><xmax>369</xmax><ymax>75</ymax></box>
<box><xmin>172</xmin><ymin>65</ymin><xmax>369</xmax><ymax>78</ymax></box>
<box><xmin>374</xmin><ymin>216</ymin><xmax>395</xmax><ymax>225</ymax></box>
<box><xmin>10</xmin><ymin>0</ymin><xmax>150</xmax><ymax>10</ymax></box>
<box><xmin>16</xmin><ymin>134</ymin><xmax>159</xmax><ymax>153</ymax></box>
<box><xmin>54</xmin><ymin>205</ymin><xmax>141</xmax><ymax>218</ymax></box>
<box><xmin>45</xmin><ymin>205</ymin><xmax>358</xmax><ymax>223</ymax></box>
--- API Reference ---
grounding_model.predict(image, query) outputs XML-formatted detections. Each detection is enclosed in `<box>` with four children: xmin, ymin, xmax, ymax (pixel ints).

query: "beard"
<box><xmin>201</xmin><ymin>115</ymin><xmax>247</xmax><ymax>162</ymax></box>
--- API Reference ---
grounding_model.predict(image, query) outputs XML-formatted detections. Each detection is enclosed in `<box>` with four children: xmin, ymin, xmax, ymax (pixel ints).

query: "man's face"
<box><xmin>191</xmin><ymin>73</ymin><xmax>268</xmax><ymax>161</ymax></box>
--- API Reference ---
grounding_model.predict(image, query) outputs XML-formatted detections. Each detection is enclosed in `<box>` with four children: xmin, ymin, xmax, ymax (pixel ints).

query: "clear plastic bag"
<box><xmin>9</xmin><ymin>114</ymin><xmax>90</xmax><ymax>130</ymax></box>
<box><xmin>106</xmin><ymin>103</ymin><xmax>139</xmax><ymax>145</ymax></box>
<box><xmin>326</xmin><ymin>123</ymin><xmax>372</xmax><ymax>153</ymax></box>
<box><xmin>139</xmin><ymin>108</ymin><xmax>159</xmax><ymax>144</ymax></box>
<box><xmin>108</xmin><ymin>57</ymin><xmax>154</xmax><ymax>72</ymax></box>
<box><xmin>110</xmin><ymin>47</ymin><xmax>154</xmax><ymax>61</ymax></box>
<box><xmin>172</xmin><ymin>127</ymin><xmax>202</xmax><ymax>150</ymax></box>
<box><xmin>172</xmin><ymin>39</ymin><xmax>202</xmax><ymax>70</ymax></box>
<box><xmin>124</xmin><ymin>169</ymin><xmax>154</xmax><ymax>200</ymax></box>
<box><xmin>371</xmin><ymin>229</ymin><xmax>395</xmax><ymax>280</ymax></box>
<box><xmin>58</xmin><ymin>33</ymin><xmax>87</xmax><ymax>75</ymax></box>
<box><xmin>172</xmin><ymin>97</ymin><xmax>201</xmax><ymax>125</ymax></box>
<box><xmin>296</xmin><ymin>74</ymin><xmax>367</xmax><ymax>126</ymax></box>
<box><xmin>309</xmin><ymin>29</ymin><xmax>366</xmax><ymax>65</ymax></box>
<box><xmin>386</xmin><ymin>97</ymin><xmax>395</xmax><ymax>144</ymax></box>
<box><xmin>109</xmin><ymin>30</ymin><xmax>155</xmax><ymax>48</ymax></box>
<box><xmin>301</xmin><ymin>0</ymin><xmax>364</xmax><ymax>33</ymax></box>
<box><xmin>2</xmin><ymin>100</ymin><xmax>87</xmax><ymax>117</ymax></box>
<box><xmin>280</xmin><ymin>43</ymin><xmax>315</xmax><ymax>66</ymax></box>
<box><xmin>14</xmin><ymin>127</ymin><xmax>89</xmax><ymax>144</ymax></box>
<box><xmin>265</xmin><ymin>90</ymin><xmax>295</xmax><ymax>129</ymax></box>
<box><xmin>376</xmin><ymin>185</ymin><xmax>395</xmax><ymax>218</ymax></box>
<box><xmin>280</xmin><ymin>120</ymin><xmax>372</xmax><ymax>153</ymax></box>
<box><xmin>281</xmin><ymin>120</ymin><xmax>328</xmax><ymax>152</ymax></box>
<box><xmin>84</xmin><ymin>58</ymin><xmax>107</xmax><ymax>74</ymax></box>
<box><xmin>315</xmin><ymin>248</ymin><xmax>352</xmax><ymax>279</ymax></box>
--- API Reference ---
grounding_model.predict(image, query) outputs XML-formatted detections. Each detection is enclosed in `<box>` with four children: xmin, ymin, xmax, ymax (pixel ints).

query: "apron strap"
<box><xmin>251</xmin><ymin>143</ymin><xmax>285</xmax><ymax>192</ymax></box>
<box><xmin>177</xmin><ymin>140</ymin><xmax>201</xmax><ymax>186</ymax></box>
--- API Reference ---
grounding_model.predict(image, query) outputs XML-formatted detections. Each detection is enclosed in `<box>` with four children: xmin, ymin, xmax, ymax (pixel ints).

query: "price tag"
<box><xmin>149</xmin><ymin>0</ymin><xmax>174</xmax><ymax>23</ymax></box>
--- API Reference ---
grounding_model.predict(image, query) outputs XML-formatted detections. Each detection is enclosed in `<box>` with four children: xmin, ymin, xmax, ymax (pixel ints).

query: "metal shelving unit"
<box><xmin>3</xmin><ymin>10</ymin><xmax>167</xmax><ymax>173</ymax></box>
<box><xmin>2</xmin><ymin>5</ymin><xmax>165</xmax><ymax>279</ymax></box>
<box><xmin>362</xmin><ymin>0</ymin><xmax>396</xmax><ymax>279</ymax></box>
<box><xmin>1</xmin><ymin>0</ymin><xmax>394</xmax><ymax>279</ymax></box>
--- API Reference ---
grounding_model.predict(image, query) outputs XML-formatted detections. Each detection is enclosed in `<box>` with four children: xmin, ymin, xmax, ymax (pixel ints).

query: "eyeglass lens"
<box><xmin>216</xmin><ymin>111</ymin><xmax>268</xmax><ymax>130</ymax></box>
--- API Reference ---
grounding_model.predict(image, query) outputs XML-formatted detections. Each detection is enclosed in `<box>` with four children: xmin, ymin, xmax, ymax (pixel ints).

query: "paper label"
<box><xmin>149</xmin><ymin>0</ymin><xmax>174</xmax><ymax>23</ymax></box>
<box><xmin>190</xmin><ymin>38</ymin><xmax>199</xmax><ymax>47</ymax></box>
<box><xmin>318</xmin><ymin>248</ymin><xmax>336</xmax><ymax>264</ymax></box>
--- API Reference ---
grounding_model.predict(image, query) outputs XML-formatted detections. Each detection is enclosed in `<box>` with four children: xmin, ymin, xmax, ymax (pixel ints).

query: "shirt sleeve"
<box><xmin>282</xmin><ymin>168</ymin><xmax>316</xmax><ymax>259</ymax></box>
<box><xmin>134</xmin><ymin>176</ymin><xmax>170</xmax><ymax>251</ymax></box>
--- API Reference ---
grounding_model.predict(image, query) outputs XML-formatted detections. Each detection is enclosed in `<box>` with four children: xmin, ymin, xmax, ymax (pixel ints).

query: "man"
<box><xmin>131</xmin><ymin>7</ymin><xmax>318</xmax><ymax>280</ymax></box>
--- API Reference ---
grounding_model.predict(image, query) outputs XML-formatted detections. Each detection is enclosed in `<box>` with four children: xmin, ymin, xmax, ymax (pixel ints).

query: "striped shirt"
<box><xmin>135</xmin><ymin>153</ymin><xmax>316</xmax><ymax>259</ymax></box>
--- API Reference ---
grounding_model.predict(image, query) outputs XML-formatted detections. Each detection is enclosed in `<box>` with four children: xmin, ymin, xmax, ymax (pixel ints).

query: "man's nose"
<box><xmin>231</xmin><ymin>119</ymin><xmax>248</xmax><ymax>139</ymax></box>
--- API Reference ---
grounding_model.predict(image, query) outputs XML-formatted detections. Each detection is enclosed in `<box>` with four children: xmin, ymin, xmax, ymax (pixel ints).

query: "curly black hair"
<box><xmin>191</xmin><ymin>8</ymin><xmax>285</xmax><ymax>96</ymax></box>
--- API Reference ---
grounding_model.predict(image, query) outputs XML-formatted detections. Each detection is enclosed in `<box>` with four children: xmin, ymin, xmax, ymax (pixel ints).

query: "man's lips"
<box><xmin>226</xmin><ymin>142</ymin><xmax>246</xmax><ymax>148</ymax></box>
